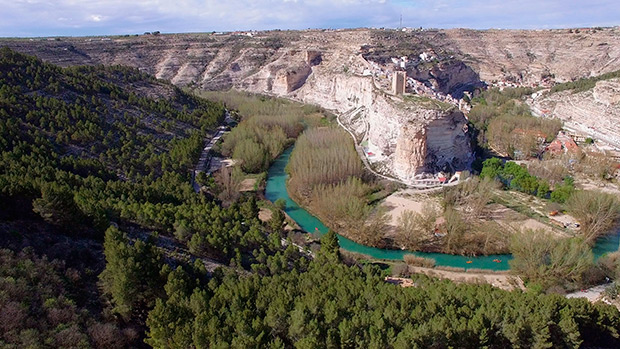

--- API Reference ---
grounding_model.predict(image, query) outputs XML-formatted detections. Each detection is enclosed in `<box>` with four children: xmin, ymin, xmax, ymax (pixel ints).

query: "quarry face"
<box><xmin>4</xmin><ymin>27</ymin><xmax>620</xmax><ymax>183</ymax></box>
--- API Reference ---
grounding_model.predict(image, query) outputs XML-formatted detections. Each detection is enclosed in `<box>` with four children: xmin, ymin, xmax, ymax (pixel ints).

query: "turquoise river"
<box><xmin>265</xmin><ymin>147</ymin><xmax>620</xmax><ymax>271</ymax></box>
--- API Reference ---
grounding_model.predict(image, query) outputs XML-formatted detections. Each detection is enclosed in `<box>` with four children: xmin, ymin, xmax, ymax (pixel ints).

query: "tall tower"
<box><xmin>392</xmin><ymin>71</ymin><xmax>406</xmax><ymax>95</ymax></box>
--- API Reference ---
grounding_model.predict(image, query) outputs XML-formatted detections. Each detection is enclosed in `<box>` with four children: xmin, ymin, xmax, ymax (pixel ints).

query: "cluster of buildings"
<box><xmin>490</xmin><ymin>75</ymin><xmax>555</xmax><ymax>90</ymax></box>
<box><xmin>545</xmin><ymin>131</ymin><xmax>580</xmax><ymax>156</ymax></box>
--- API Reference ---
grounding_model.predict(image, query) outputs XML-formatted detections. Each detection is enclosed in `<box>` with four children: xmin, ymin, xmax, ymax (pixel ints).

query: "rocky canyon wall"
<box><xmin>3</xmin><ymin>27</ymin><xmax>617</xmax><ymax>179</ymax></box>
<box><xmin>529</xmin><ymin>78</ymin><xmax>620</xmax><ymax>149</ymax></box>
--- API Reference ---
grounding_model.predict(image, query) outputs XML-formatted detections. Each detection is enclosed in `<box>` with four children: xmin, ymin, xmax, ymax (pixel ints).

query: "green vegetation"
<box><xmin>0</xmin><ymin>49</ymin><xmax>295</xmax><ymax>345</ymax></box>
<box><xmin>0</xmin><ymin>47</ymin><xmax>224</xmax><ymax>181</ymax></box>
<box><xmin>196</xmin><ymin>90</ymin><xmax>326</xmax><ymax>173</ymax></box>
<box><xmin>481</xmin><ymin>157</ymin><xmax>559</xmax><ymax>198</ymax></box>
<box><xmin>287</xmin><ymin>127</ymin><xmax>390</xmax><ymax>247</ymax></box>
<box><xmin>100</xmin><ymin>226</ymin><xmax>164</xmax><ymax>319</ymax></box>
<box><xmin>481</xmin><ymin>157</ymin><xmax>620</xmax><ymax>246</ymax></box>
<box><xmin>0</xmin><ymin>248</ymin><xmax>130</xmax><ymax>348</ymax></box>
<box><xmin>550</xmin><ymin>177</ymin><xmax>575</xmax><ymax>203</ymax></box>
<box><xmin>141</xmin><ymin>238</ymin><xmax>620</xmax><ymax>348</ymax></box>
<box><xmin>468</xmin><ymin>87</ymin><xmax>562</xmax><ymax>157</ymax></box>
<box><xmin>551</xmin><ymin>69</ymin><xmax>620</xmax><ymax>93</ymax></box>
<box><xmin>510</xmin><ymin>230</ymin><xmax>594</xmax><ymax>290</ymax></box>
<box><xmin>2</xmin><ymin>49</ymin><xmax>620</xmax><ymax>348</ymax></box>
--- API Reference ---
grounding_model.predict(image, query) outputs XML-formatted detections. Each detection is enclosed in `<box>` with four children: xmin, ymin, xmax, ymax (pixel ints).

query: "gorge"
<box><xmin>4</xmin><ymin>27</ymin><xmax>620</xmax><ymax>181</ymax></box>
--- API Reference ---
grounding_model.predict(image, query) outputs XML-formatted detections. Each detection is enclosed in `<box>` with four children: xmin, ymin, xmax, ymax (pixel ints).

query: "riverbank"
<box><xmin>266</xmin><ymin>147</ymin><xmax>620</xmax><ymax>271</ymax></box>
<box><xmin>386</xmin><ymin>266</ymin><xmax>525</xmax><ymax>292</ymax></box>
<box><xmin>267</xmin><ymin>147</ymin><xmax>513</xmax><ymax>270</ymax></box>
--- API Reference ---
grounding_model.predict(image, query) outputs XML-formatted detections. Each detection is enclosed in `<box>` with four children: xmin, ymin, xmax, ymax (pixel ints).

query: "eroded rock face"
<box><xmin>529</xmin><ymin>78</ymin><xmax>620</xmax><ymax>148</ymax></box>
<box><xmin>425</xmin><ymin>113</ymin><xmax>472</xmax><ymax>171</ymax></box>
<box><xmin>394</xmin><ymin>125</ymin><xmax>427</xmax><ymax>178</ymax></box>
<box><xmin>272</xmin><ymin>64</ymin><xmax>312</xmax><ymax>94</ymax></box>
<box><xmin>4</xmin><ymin>28</ymin><xmax>620</xmax><ymax>90</ymax></box>
<box><xmin>392</xmin><ymin>111</ymin><xmax>471</xmax><ymax>178</ymax></box>
<box><xmin>436</xmin><ymin>28</ymin><xmax>620</xmax><ymax>85</ymax></box>
<box><xmin>409</xmin><ymin>60</ymin><xmax>484</xmax><ymax>98</ymax></box>
<box><xmin>593</xmin><ymin>79</ymin><xmax>620</xmax><ymax>106</ymax></box>
<box><xmin>6</xmin><ymin>28</ymin><xmax>616</xmax><ymax>177</ymax></box>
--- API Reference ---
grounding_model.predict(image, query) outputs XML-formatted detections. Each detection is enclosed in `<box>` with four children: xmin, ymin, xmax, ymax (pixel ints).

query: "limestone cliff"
<box><xmin>408</xmin><ymin>60</ymin><xmax>484</xmax><ymax>98</ymax></box>
<box><xmin>4</xmin><ymin>27</ymin><xmax>617</xmax><ymax>179</ymax></box>
<box><xmin>394</xmin><ymin>126</ymin><xmax>427</xmax><ymax>178</ymax></box>
<box><xmin>529</xmin><ymin>78</ymin><xmax>620</xmax><ymax>149</ymax></box>
<box><xmin>4</xmin><ymin>27</ymin><xmax>619</xmax><ymax>91</ymax></box>
<box><xmin>436</xmin><ymin>28</ymin><xmax>620</xmax><ymax>86</ymax></box>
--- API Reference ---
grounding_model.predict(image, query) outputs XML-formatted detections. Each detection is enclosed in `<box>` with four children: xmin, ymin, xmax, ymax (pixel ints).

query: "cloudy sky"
<box><xmin>1</xmin><ymin>0</ymin><xmax>618</xmax><ymax>37</ymax></box>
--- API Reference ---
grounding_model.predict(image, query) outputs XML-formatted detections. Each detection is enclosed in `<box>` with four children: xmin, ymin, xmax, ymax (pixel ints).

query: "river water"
<box><xmin>265</xmin><ymin>147</ymin><xmax>620</xmax><ymax>271</ymax></box>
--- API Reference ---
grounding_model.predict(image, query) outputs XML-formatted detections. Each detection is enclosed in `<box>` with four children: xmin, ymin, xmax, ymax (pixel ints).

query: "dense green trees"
<box><xmin>142</xmin><ymin>245</ymin><xmax>620</xmax><ymax>348</ymax></box>
<box><xmin>0</xmin><ymin>50</ymin><xmax>279</xmax><ymax>345</ymax></box>
<box><xmin>550</xmin><ymin>177</ymin><xmax>575</xmax><ymax>203</ymax></box>
<box><xmin>3</xmin><ymin>48</ymin><xmax>620</xmax><ymax>348</ymax></box>
<box><xmin>0</xmin><ymin>47</ymin><xmax>224</xmax><ymax>182</ymax></box>
<box><xmin>480</xmin><ymin>157</ymin><xmax>559</xmax><ymax>198</ymax></box>
<box><xmin>100</xmin><ymin>226</ymin><xmax>164</xmax><ymax>318</ymax></box>
<box><xmin>209</xmin><ymin>91</ymin><xmax>308</xmax><ymax>173</ymax></box>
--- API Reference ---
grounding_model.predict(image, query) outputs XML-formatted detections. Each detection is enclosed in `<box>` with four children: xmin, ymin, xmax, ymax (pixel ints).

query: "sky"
<box><xmin>0</xmin><ymin>0</ymin><xmax>618</xmax><ymax>37</ymax></box>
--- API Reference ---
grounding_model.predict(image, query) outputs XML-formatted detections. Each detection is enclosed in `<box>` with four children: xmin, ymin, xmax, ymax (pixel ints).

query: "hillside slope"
<box><xmin>529</xmin><ymin>74</ymin><xmax>620</xmax><ymax>149</ymax></box>
<box><xmin>2</xmin><ymin>49</ymin><xmax>620</xmax><ymax>349</ymax></box>
<box><xmin>4</xmin><ymin>27</ymin><xmax>620</xmax><ymax>174</ymax></box>
<box><xmin>3</xmin><ymin>28</ymin><xmax>619</xmax><ymax>90</ymax></box>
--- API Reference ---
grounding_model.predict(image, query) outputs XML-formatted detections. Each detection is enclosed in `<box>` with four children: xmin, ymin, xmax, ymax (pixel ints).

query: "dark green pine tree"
<box><xmin>320</xmin><ymin>230</ymin><xmax>341</xmax><ymax>263</ymax></box>
<box><xmin>99</xmin><ymin>226</ymin><xmax>164</xmax><ymax>319</ymax></box>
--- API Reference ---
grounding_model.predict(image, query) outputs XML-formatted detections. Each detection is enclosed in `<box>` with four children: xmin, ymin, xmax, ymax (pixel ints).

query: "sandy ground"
<box><xmin>382</xmin><ymin>190</ymin><xmax>561</xmax><ymax>236</ymax></box>
<box><xmin>566</xmin><ymin>284</ymin><xmax>608</xmax><ymax>302</ymax></box>
<box><xmin>258</xmin><ymin>208</ymin><xmax>273</xmax><ymax>222</ymax></box>
<box><xmin>521</xmin><ymin>218</ymin><xmax>554</xmax><ymax>232</ymax></box>
<box><xmin>385</xmin><ymin>277</ymin><xmax>415</xmax><ymax>287</ymax></box>
<box><xmin>566</xmin><ymin>284</ymin><xmax>620</xmax><ymax>310</ymax></box>
<box><xmin>487</xmin><ymin>203</ymin><xmax>567</xmax><ymax>237</ymax></box>
<box><xmin>207</xmin><ymin>157</ymin><xmax>235</xmax><ymax>174</ymax></box>
<box><xmin>579</xmin><ymin>180</ymin><xmax>620</xmax><ymax>196</ymax></box>
<box><xmin>403</xmin><ymin>266</ymin><xmax>526</xmax><ymax>292</ymax></box>
<box><xmin>239</xmin><ymin>178</ymin><xmax>257</xmax><ymax>192</ymax></box>
<box><xmin>381</xmin><ymin>192</ymin><xmax>436</xmax><ymax>227</ymax></box>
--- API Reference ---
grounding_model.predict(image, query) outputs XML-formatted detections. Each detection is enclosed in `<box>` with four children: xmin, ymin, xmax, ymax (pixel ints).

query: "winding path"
<box><xmin>336</xmin><ymin>107</ymin><xmax>407</xmax><ymax>185</ymax></box>
<box><xmin>335</xmin><ymin>107</ymin><xmax>459</xmax><ymax>190</ymax></box>
<box><xmin>192</xmin><ymin>112</ymin><xmax>231</xmax><ymax>193</ymax></box>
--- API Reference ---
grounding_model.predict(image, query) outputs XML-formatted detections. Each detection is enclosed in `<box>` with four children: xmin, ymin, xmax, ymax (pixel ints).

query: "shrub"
<box><xmin>567</xmin><ymin>190</ymin><xmax>620</xmax><ymax>243</ymax></box>
<box><xmin>509</xmin><ymin>229</ymin><xmax>593</xmax><ymax>289</ymax></box>
<box><xmin>403</xmin><ymin>254</ymin><xmax>436</xmax><ymax>268</ymax></box>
